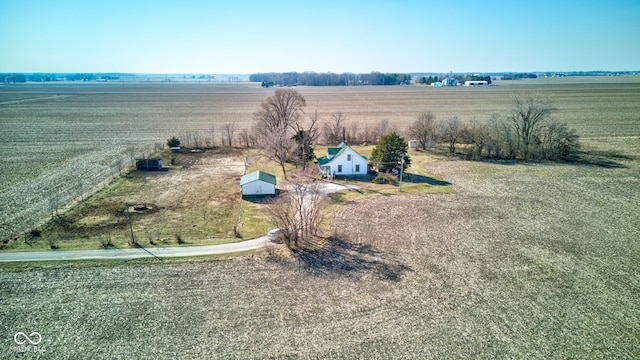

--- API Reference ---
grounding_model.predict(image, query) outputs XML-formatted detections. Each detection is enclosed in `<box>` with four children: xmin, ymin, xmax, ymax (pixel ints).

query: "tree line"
<box><xmin>408</xmin><ymin>93</ymin><xmax>580</xmax><ymax>161</ymax></box>
<box><xmin>250</xmin><ymin>72</ymin><xmax>412</xmax><ymax>87</ymax></box>
<box><xmin>501</xmin><ymin>73</ymin><xmax>538</xmax><ymax>80</ymax></box>
<box><xmin>0</xmin><ymin>73</ymin><xmax>122</xmax><ymax>83</ymax></box>
<box><xmin>171</xmin><ymin>90</ymin><xmax>579</xmax><ymax>164</ymax></box>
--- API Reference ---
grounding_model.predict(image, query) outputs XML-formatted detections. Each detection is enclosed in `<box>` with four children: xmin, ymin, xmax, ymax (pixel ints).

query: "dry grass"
<box><xmin>0</xmin><ymin>79</ymin><xmax>639</xmax><ymax>358</ymax></box>
<box><xmin>1</xmin><ymin>144</ymin><xmax>638</xmax><ymax>358</ymax></box>
<box><xmin>2</xmin><ymin>80</ymin><xmax>640</xmax><ymax>240</ymax></box>
<box><xmin>2</xmin><ymin>148</ymin><xmax>272</xmax><ymax>251</ymax></box>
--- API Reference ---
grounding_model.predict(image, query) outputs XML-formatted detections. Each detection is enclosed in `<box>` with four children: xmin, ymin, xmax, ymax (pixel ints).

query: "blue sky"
<box><xmin>0</xmin><ymin>0</ymin><xmax>638</xmax><ymax>73</ymax></box>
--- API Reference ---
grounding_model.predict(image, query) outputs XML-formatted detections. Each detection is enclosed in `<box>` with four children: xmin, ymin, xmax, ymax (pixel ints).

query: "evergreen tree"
<box><xmin>167</xmin><ymin>136</ymin><xmax>181</xmax><ymax>147</ymax></box>
<box><xmin>370</xmin><ymin>132</ymin><xmax>411</xmax><ymax>173</ymax></box>
<box><xmin>291</xmin><ymin>130</ymin><xmax>316</xmax><ymax>165</ymax></box>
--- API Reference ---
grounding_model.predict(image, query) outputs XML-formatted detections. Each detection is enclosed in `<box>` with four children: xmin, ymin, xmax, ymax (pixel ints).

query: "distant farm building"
<box><xmin>136</xmin><ymin>158</ymin><xmax>164</xmax><ymax>171</ymax></box>
<box><xmin>240</xmin><ymin>171</ymin><xmax>277</xmax><ymax>197</ymax></box>
<box><xmin>317</xmin><ymin>142</ymin><xmax>368</xmax><ymax>177</ymax></box>
<box><xmin>408</xmin><ymin>140</ymin><xmax>420</xmax><ymax>149</ymax></box>
<box><xmin>464</xmin><ymin>80</ymin><xmax>488</xmax><ymax>86</ymax></box>
<box><xmin>170</xmin><ymin>146</ymin><xmax>182</xmax><ymax>153</ymax></box>
<box><xmin>441</xmin><ymin>78</ymin><xmax>459</xmax><ymax>86</ymax></box>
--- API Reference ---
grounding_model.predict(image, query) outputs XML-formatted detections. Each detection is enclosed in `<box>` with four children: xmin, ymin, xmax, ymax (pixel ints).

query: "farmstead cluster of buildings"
<box><xmin>240</xmin><ymin>143</ymin><xmax>368</xmax><ymax>197</ymax></box>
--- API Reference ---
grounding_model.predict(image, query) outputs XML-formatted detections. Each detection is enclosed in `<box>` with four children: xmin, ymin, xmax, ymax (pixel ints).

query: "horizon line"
<box><xmin>1</xmin><ymin>70</ymin><xmax>638</xmax><ymax>75</ymax></box>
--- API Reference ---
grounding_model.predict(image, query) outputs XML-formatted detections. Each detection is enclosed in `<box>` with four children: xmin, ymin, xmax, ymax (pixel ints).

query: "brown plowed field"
<box><xmin>2</xmin><ymin>151</ymin><xmax>638</xmax><ymax>358</ymax></box>
<box><xmin>1</xmin><ymin>79</ymin><xmax>638</xmax><ymax>358</ymax></box>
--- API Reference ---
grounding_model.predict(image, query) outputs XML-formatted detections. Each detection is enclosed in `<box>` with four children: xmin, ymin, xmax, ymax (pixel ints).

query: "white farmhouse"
<box><xmin>317</xmin><ymin>142</ymin><xmax>368</xmax><ymax>176</ymax></box>
<box><xmin>240</xmin><ymin>171</ymin><xmax>277</xmax><ymax>196</ymax></box>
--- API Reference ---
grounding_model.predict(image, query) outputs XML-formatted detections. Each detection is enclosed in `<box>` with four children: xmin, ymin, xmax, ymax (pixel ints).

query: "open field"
<box><xmin>0</xmin><ymin>82</ymin><xmax>266</xmax><ymax>241</ymax></box>
<box><xmin>1</xmin><ymin>146</ymin><xmax>638</xmax><ymax>358</ymax></box>
<box><xmin>0</xmin><ymin>78</ymin><xmax>639</xmax><ymax>357</ymax></box>
<box><xmin>0</xmin><ymin>147</ymin><xmax>275</xmax><ymax>252</ymax></box>
<box><xmin>1</xmin><ymin>78</ymin><xmax>639</xmax><ymax>241</ymax></box>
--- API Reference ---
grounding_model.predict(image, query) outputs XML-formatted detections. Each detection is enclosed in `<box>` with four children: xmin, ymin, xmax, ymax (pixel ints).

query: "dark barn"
<box><xmin>136</xmin><ymin>158</ymin><xmax>163</xmax><ymax>171</ymax></box>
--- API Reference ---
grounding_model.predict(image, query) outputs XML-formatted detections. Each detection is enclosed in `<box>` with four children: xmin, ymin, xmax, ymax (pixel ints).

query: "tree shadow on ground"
<box><xmin>338</xmin><ymin>173</ymin><xmax>451</xmax><ymax>187</ymax></box>
<box><xmin>402</xmin><ymin>173</ymin><xmax>451</xmax><ymax>186</ymax></box>
<box><xmin>293</xmin><ymin>236</ymin><xmax>412</xmax><ymax>281</ymax></box>
<box><xmin>457</xmin><ymin>151</ymin><xmax>630</xmax><ymax>169</ymax></box>
<box><xmin>564</xmin><ymin>151</ymin><xmax>632</xmax><ymax>169</ymax></box>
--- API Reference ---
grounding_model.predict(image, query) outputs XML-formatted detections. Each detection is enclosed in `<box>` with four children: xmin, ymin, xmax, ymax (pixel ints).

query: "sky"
<box><xmin>0</xmin><ymin>0</ymin><xmax>638</xmax><ymax>74</ymax></box>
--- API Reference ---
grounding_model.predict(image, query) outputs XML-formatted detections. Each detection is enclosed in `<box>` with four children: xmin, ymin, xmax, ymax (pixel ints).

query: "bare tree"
<box><xmin>267</xmin><ymin>193</ymin><xmax>297</xmax><ymax>249</ymax></box>
<box><xmin>257</xmin><ymin>128</ymin><xmax>297</xmax><ymax>179</ymax></box>
<box><xmin>193</xmin><ymin>132</ymin><xmax>201</xmax><ymax>149</ymax></box>
<box><xmin>507</xmin><ymin>93</ymin><xmax>555</xmax><ymax>159</ymax></box>
<box><xmin>460</xmin><ymin>119</ymin><xmax>490</xmax><ymax>160</ymax></box>
<box><xmin>323</xmin><ymin>111</ymin><xmax>347</xmax><ymax>144</ymax></box>
<box><xmin>208</xmin><ymin>126</ymin><xmax>217</xmax><ymax>147</ymax></box>
<box><xmin>373</xmin><ymin>119</ymin><xmax>395</xmax><ymax>142</ymax></box>
<box><xmin>180</xmin><ymin>131</ymin><xmax>193</xmax><ymax>148</ymax></box>
<box><xmin>267</xmin><ymin>181</ymin><xmax>325</xmax><ymax>250</ymax></box>
<box><xmin>409</xmin><ymin>111</ymin><xmax>437</xmax><ymax>150</ymax></box>
<box><xmin>346</xmin><ymin>121</ymin><xmax>360</xmax><ymax>144</ymax></box>
<box><xmin>361</xmin><ymin>126</ymin><xmax>373</xmax><ymax>145</ymax></box>
<box><xmin>485</xmin><ymin>113</ymin><xmax>516</xmax><ymax>159</ymax></box>
<box><xmin>255</xmin><ymin>89</ymin><xmax>306</xmax><ymax>134</ymax></box>
<box><xmin>540</xmin><ymin>121</ymin><xmax>580</xmax><ymax>160</ymax></box>
<box><xmin>238</xmin><ymin>127</ymin><xmax>257</xmax><ymax>148</ymax></box>
<box><xmin>254</xmin><ymin>89</ymin><xmax>307</xmax><ymax>179</ymax></box>
<box><xmin>438</xmin><ymin>115</ymin><xmax>461</xmax><ymax>153</ymax></box>
<box><xmin>222</xmin><ymin>122</ymin><xmax>237</xmax><ymax>147</ymax></box>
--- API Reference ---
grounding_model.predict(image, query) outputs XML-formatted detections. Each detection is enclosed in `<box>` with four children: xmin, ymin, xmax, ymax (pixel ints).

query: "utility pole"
<box><xmin>126</xmin><ymin>203</ymin><xmax>135</xmax><ymax>244</ymax></box>
<box><xmin>398</xmin><ymin>153</ymin><xmax>404</xmax><ymax>193</ymax></box>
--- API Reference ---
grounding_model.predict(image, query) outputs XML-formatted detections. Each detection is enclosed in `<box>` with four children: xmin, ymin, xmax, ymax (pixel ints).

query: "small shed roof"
<box><xmin>240</xmin><ymin>171</ymin><xmax>277</xmax><ymax>186</ymax></box>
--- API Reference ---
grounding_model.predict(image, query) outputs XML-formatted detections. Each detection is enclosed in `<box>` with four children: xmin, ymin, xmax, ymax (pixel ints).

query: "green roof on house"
<box><xmin>327</xmin><ymin>142</ymin><xmax>348</xmax><ymax>154</ymax></box>
<box><xmin>317</xmin><ymin>143</ymin><xmax>366</xmax><ymax>166</ymax></box>
<box><xmin>240</xmin><ymin>171</ymin><xmax>276</xmax><ymax>186</ymax></box>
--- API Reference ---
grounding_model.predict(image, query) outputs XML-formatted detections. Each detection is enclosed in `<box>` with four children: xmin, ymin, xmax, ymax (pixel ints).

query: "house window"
<box><xmin>347</xmin><ymin>154</ymin><xmax>352</xmax><ymax>161</ymax></box>
<box><xmin>337</xmin><ymin>165</ymin><xmax>343</xmax><ymax>173</ymax></box>
<box><xmin>355</xmin><ymin>164</ymin><xmax>360</xmax><ymax>172</ymax></box>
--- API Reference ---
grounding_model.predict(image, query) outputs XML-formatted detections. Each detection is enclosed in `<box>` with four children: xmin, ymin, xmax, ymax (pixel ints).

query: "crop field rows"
<box><xmin>2</xmin><ymin>80</ymin><xmax>640</xmax><ymax>241</ymax></box>
<box><xmin>0</xmin><ymin>84</ymin><xmax>266</xmax><ymax>241</ymax></box>
<box><xmin>1</xmin><ymin>78</ymin><xmax>639</xmax><ymax>357</ymax></box>
<box><xmin>1</xmin><ymin>148</ymin><xmax>638</xmax><ymax>358</ymax></box>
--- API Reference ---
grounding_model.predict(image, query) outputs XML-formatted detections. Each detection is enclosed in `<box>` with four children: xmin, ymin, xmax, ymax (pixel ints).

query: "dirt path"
<box><xmin>0</xmin><ymin>237</ymin><xmax>267</xmax><ymax>262</ymax></box>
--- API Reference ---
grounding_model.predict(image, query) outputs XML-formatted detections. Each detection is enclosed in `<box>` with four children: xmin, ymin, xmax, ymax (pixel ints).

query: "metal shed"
<box><xmin>240</xmin><ymin>171</ymin><xmax>277</xmax><ymax>196</ymax></box>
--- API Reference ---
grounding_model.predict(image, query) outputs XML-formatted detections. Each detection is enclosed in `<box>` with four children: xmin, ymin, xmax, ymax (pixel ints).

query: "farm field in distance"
<box><xmin>2</xmin><ymin>78</ymin><xmax>639</xmax><ymax>242</ymax></box>
<box><xmin>1</xmin><ymin>77</ymin><xmax>639</xmax><ymax>358</ymax></box>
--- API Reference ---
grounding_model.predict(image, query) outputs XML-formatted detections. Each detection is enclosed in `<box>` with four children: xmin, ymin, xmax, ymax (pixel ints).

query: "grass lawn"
<box><xmin>3</xmin><ymin>148</ymin><xmax>273</xmax><ymax>252</ymax></box>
